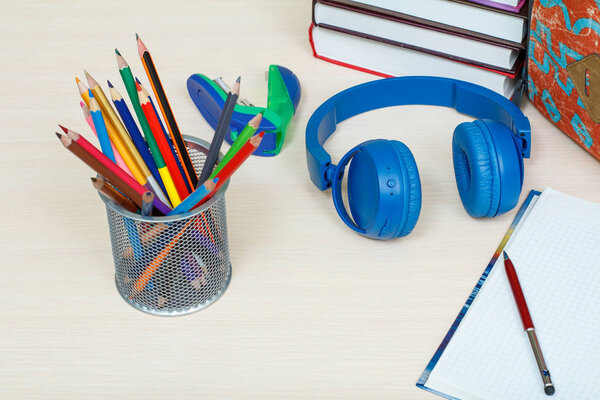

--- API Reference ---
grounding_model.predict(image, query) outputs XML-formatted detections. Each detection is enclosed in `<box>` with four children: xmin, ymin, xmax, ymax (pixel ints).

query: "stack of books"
<box><xmin>309</xmin><ymin>0</ymin><xmax>529</xmax><ymax>99</ymax></box>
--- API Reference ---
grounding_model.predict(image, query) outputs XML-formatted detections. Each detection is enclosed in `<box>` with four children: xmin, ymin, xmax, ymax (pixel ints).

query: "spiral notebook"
<box><xmin>418</xmin><ymin>188</ymin><xmax>600</xmax><ymax>400</ymax></box>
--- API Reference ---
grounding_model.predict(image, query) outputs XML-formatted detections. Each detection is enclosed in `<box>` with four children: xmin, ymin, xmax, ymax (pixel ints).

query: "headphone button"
<box><xmin>387</xmin><ymin>179</ymin><xmax>396</xmax><ymax>188</ymax></box>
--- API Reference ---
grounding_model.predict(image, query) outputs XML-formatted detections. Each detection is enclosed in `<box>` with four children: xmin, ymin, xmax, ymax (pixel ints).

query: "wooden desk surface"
<box><xmin>2</xmin><ymin>1</ymin><xmax>600</xmax><ymax>398</ymax></box>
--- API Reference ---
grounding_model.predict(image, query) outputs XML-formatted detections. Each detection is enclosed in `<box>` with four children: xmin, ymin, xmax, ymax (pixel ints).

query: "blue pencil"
<box><xmin>88</xmin><ymin>91</ymin><xmax>115</xmax><ymax>161</ymax></box>
<box><xmin>108</xmin><ymin>81</ymin><xmax>169</xmax><ymax>201</ymax></box>
<box><xmin>136</xmin><ymin>77</ymin><xmax>193</xmax><ymax>194</ymax></box>
<box><xmin>168</xmin><ymin>178</ymin><xmax>219</xmax><ymax>215</ymax></box>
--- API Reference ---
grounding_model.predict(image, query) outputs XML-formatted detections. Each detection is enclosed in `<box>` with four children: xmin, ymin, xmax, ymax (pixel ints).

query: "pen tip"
<box><xmin>503</xmin><ymin>251</ymin><xmax>508</xmax><ymax>260</ymax></box>
<box><xmin>107</xmin><ymin>80</ymin><xmax>113</xmax><ymax>88</ymax></box>
<box><xmin>545</xmin><ymin>385</ymin><xmax>555</xmax><ymax>396</ymax></box>
<box><xmin>115</xmin><ymin>48</ymin><xmax>121</xmax><ymax>56</ymax></box>
<box><xmin>58</xmin><ymin>124</ymin><xmax>68</xmax><ymax>133</ymax></box>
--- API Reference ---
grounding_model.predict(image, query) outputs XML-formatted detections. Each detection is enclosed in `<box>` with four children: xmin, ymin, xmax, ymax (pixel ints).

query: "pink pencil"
<box><xmin>80</xmin><ymin>101</ymin><xmax>134</xmax><ymax>178</ymax></box>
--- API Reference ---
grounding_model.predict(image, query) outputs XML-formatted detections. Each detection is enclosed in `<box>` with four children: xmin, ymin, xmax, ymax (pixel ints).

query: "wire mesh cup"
<box><xmin>100</xmin><ymin>136</ymin><xmax>231</xmax><ymax>316</ymax></box>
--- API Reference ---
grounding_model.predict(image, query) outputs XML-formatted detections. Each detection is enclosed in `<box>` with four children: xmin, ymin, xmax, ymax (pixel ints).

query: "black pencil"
<box><xmin>136</xmin><ymin>33</ymin><xmax>198</xmax><ymax>188</ymax></box>
<box><xmin>198</xmin><ymin>76</ymin><xmax>240</xmax><ymax>184</ymax></box>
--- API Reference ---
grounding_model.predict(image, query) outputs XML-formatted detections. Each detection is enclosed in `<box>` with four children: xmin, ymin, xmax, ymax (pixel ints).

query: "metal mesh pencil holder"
<box><xmin>100</xmin><ymin>136</ymin><xmax>231</xmax><ymax>316</ymax></box>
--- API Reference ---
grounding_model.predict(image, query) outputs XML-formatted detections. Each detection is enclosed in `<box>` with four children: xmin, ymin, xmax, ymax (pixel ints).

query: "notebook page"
<box><xmin>425</xmin><ymin>188</ymin><xmax>600</xmax><ymax>400</ymax></box>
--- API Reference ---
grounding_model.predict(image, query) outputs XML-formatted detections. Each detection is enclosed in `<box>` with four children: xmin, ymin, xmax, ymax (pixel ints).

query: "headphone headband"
<box><xmin>306</xmin><ymin>76</ymin><xmax>531</xmax><ymax>190</ymax></box>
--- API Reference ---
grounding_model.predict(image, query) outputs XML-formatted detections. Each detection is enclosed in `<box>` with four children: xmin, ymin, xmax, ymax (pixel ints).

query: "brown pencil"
<box><xmin>56</xmin><ymin>129</ymin><xmax>170</xmax><ymax>215</ymax></box>
<box><xmin>91</xmin><ymin>176</ymin><xmax>138</xmax><ymax>213</ymax></box>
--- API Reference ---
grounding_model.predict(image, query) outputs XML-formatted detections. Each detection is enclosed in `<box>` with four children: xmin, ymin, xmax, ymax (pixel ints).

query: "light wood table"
<box><xmin>2</xmin><ymin>1</ymin><xmax>600</xmax><ymax>399</ymax></box>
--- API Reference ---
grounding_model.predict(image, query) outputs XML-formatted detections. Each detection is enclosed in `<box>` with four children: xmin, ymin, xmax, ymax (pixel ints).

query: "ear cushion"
<box><xmin>452</xmin><ymin>120</ymin><xmax>501</xmax><ymax>217</ymax></box>
<box><xmin>390</xmin><ymin>140</ymin><xmax>422</xmax><ymax>237</ymax></box>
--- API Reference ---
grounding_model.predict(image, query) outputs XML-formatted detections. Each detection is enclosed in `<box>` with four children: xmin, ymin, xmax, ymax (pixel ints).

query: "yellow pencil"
<box><xmin>83</xmin><ymin>72</ymin><xmax>167</xmax><ymax>205</ymax></box>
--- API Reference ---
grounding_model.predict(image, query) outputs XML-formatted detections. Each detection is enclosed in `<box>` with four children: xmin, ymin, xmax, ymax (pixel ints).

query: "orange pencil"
<box><xmin>130</xmin><ymin>219</ymin><xmax>193</xmax><ymax>298</ymax></box>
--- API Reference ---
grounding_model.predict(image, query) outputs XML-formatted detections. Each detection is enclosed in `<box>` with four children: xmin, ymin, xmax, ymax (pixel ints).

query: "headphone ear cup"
<box><xmin>342</xmin><ymin>139</ymin><xmax>421</xmax><ymax>239</ymax></box>
<box><xmin>452</xmin><ymin>120</ymin><xmax>502</xmax><ymax>217</ymax></box>
<box><xmin>389</xmin><ymin>140</ymin><xmax>422</xmax><ymax>237</ymax></box>
<box><xmin>452</xmin><ymin>119</ymin><xmax>524</xmax><ymax>217</ymax></box>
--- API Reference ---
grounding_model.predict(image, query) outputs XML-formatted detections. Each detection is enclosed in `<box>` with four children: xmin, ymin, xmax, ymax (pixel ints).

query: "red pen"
<box><xmin>503</xmin><ymin>251</ymin><xmax>555</xmax><ymax>396</ymax></box>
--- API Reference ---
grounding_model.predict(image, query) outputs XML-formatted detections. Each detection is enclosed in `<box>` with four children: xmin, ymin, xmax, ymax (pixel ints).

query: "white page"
<box><xmin>424</xmin><ymin>188</ymin><xmax>600</xmax><ymax>400</ymax></box>
<box><xmin>351</xmin><ymin>0</ymin><xmax>526</xmax><ymax>42</ymax></box>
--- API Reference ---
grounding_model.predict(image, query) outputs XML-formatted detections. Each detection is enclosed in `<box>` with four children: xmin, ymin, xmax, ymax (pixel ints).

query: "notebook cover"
<box><xmin>416</xmin><ymin>189</ymin><xmax>541</xmax><ymax>399</ymax></box>
<box><xmin>313</xmin><ymin>0</ymin><xmax>528</xmax><ymax>49</ymax></box>
<box><xmin>309</xmin><ymin>23</ymin><xmax>521</xmax><ymax>79</ymax></box>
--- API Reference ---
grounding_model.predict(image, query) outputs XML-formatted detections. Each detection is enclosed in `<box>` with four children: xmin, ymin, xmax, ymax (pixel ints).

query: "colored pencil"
<box><xmin>199</xmin><ymin>76</ymin><xmax>241</xmax><ymax>183</ymax></box>
<box><xmin>116</xmin><ymin>50</ymin><xmax>175</xmax><ymax>187</ymax></box>
<box><xmin>108</xmin><ymin>80</ymin><xmax>170</xmax><ymax>207</ymax></box>
<box><xmin>141</xmin><ymin>191</ymin><xmax>154</xmax><ymax>217</ymax></box>
<box><xmin>136</xmin><ymin>33</ymin><xmax>198</xmax><ymax>188</ymax></box>
<box><xmin>88</xmin><ymin>91</ymin><xmax>115</xmax><ymax>162</ymax></box>
<box><xmin>199</xmin><ymin>132</ymin><xmax>264</xmax><ymax>208</ymax></box>
<box><xmin>503</xmin><ymin>251</ymin><xmax>555</xmax><ymax>395</ymax></box>
<box><xmin>210</xmin><ymin>112</ymin><xmax>262</xmax><ymax>179</ymax></box>
<box><xmin>79</xmin><ymin>76</ymin><xmax>148</xmax><ymax>186</ymax></box>
<box><xmin>91</xmin><ymin>176</ymin><xmax>138</xmax><ymax>213</ymax></box>
<box><xmin>80</xmin><ymin>101</ymin><xmax>133</xmax><ymax>177</ymax></box>
<box><xmin>137</xmin><ymin>77</ymin><xmax>191</xmax><ymax>194</ymax></box>
<box><xmin>130</xmin><ymin>219</ymin><xmax>194</xmax><ymax>298</ymax></box>
<box><xmin>84</xmin><ymin>71</ymin><xmax>166</xmax><ymax>203</ymax></box>
<box><xmin>182</xmin><ymin>251</ymin><xmax>208</xmax><ymax>289</ymax></box>
<box><xmin>139</xmin><ymin>223</ymin><xmax>169</xmax><ymax>246</ymax></box>
<box><xmin>168</xmin><ymin>178</ymin><xmax>219</xmax><ymax>216</ymax></box>
<box><xmin>138</xmin><ymin>82</ymin><xmax>188</xmax><ymax>204</ymax></box>
<box><xmin>56</xmin><ymin>128</ymin><xmax>171</xmax><ymax>215</ymax></box>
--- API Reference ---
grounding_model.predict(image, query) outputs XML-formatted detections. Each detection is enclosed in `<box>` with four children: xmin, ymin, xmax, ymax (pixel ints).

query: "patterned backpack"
<box><xmin>527</xmin><ymin>0</ymin><xmax>600</xmax><ymax>160</ymax></box>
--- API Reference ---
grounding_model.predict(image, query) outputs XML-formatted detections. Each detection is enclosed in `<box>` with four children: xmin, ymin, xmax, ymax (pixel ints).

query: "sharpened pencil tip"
<box><xmin>107</xmin><ymin>80</ymin><xmax>113</xmax><ymax>88</ymax></box>
<box><xmin>503</xmin><ymin>251</ymin><xmax>508</xmax><ymax>260</ymax></box>
<box><xmin>135</xmin><ymin>76</ymin><xmax>141</xmax><ymax>84</ymax></box>
<box><xmin>88</xmin><ymin>89</ymin><xmax>94</xmax><ymax>98</ymax></box>
<box><xmin>236</xmin><ymin>76</ymin><xmax>241</xmax><ymax>83</ymax></box>
<box><xmin>75</xmin><ymin>76</ymin><xmax>80</xmax><ymax>83</ymax></box>
<box><xmin>115</xmin><ymin>48</ymin><xmax>121</xmax><ymax>56</ymax></box>
<box><xmin>58</xmin><ymin>124</ymin><xmax>68</xmax><ymax>133</ymax></box>
<box><xmin>55</xmin><ymin>132</ymin><xmax>62</xmax><ymax>139</ymax></box>
<box><xmin>135</xmin><ymin>32</ymin><xmax>140</xmax><ymax>40</ymax></box>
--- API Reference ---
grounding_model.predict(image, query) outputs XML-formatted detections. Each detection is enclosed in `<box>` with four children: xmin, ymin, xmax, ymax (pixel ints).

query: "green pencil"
<box><xmin>209</xmin><ymin>112</ymin><xmax>263</xmax><ymax>179</ymax></box>
<box><xmin>116</xmin><ymin>49</ymin><xmax>166</xmax><ymax>170</ymax></box>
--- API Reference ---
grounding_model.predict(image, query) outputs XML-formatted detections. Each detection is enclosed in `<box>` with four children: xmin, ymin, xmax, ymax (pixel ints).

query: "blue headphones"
<box><xmin>306</xmin><ymin>76</ymin><xmax>531</xmax><ymax>240</ymax></box>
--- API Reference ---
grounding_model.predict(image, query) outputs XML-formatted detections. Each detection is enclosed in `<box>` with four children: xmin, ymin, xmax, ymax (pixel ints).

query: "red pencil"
<box><xmin>196</xmin><ymin>132</ymin><xmax>264</xmax><ymax>208</ymax></box>
<box><xmin>137</xmin><ymin>82</ymin><xmax>190</xmax><ymax>201</ymax></box>
<box><xmin>503</xmin><ymin>251</ymin><xmax>555</xmax><ymax>396</ymax></box>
